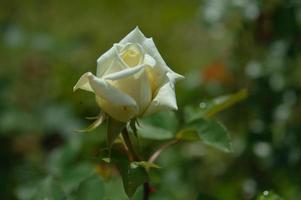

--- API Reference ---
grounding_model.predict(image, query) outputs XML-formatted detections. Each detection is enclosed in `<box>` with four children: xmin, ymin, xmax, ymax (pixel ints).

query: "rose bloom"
<box><xmin>74</xmin><ymin>27</ymin><xmax>183</xmax><ymax>122</ymax></box>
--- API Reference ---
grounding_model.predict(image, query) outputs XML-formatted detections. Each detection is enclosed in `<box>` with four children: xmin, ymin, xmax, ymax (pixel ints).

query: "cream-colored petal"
<box><xmin>144</xmin><ymin>54</ymin><xmax>156</xmax><ymax>68</ymax></box>
<box><xmin>86</xmin><ymin>72</ymin><xmax>140</xmax><ymax>122</ymax></box>
<box><xmin>120</xmin><ymin>27</ymin><xmax>168</xmax><ymax>72</ymax></box>
<box><xmin>143</xmin><ymin>37</ymin><xmax>184</xmax><ymax>81</ymax></box>
<box><xmin>102</xmin><ymin>64</ymin><xmax>145</xmax><ymax>81</ymax></box>
<box><xmin>73</xmin><ymin>72</ymin><xmax>94</xmax><ymax>92</ymax></box>
<box><xmin>119</xmin><ymin>43</ymin><xmax>144</xmax><ymax>67</ymax></box>
<box><xmin>86</xmin><ymin>72</ymin><xmax>138</xmax><ymax>108</ymax></box>
<box><xmin>142</xmin><ymin>72</ymin><xmax>180</xmax><ymax>116</ymax></box>
<box><xmin>96</xmin><ymin>45</ymin><xmax>128</xmax><ymax>78</ymax></box>
<box><xmin>119</xmin><ymin>26</ymin><xmax>146</xmax><ymax>45</ymax></box>
<box><xmin>110</xmin><ymin>67</ymin><xmax>152</xmax><ymax>115</ymax></box>
<box><xmin>120</xmin><ymin>27</ymin><xmax>184</xmax><ymax>87</ymax></box>
<box><xmin>95</xmin><ymin>96</ymin><xmax>137</xmax><ymax>122</ymax></box>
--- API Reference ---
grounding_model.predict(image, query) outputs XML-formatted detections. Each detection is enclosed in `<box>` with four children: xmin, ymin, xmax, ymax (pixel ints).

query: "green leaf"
<box><xmin>137</xmin><ymin>122</ymin><xmax>173</xmax><ymax>140</ymax></box>
<box><xmin>111</xmin><ymin>150</ymin><xmax>149</xmax><ymax>198</ymax></box>
<box><xmin>197</xmin><ymin>193</ymin><xmax>218</xmax><ymax>200</ymax></box>
<box><xmin>182</xmin><ymin>119</ymin><xmax>233</xmax><ymax>153</ymax></box>
<box><xmin>59</xmin><ymin>163</ymin><xmax>93</xmax><ymax>194</ymax></box>
<box><xmin>102</xmin><ymin>157</ymin><xmax>111</xmax><ymax>163</ymax></box>
<box><xmin>70</xmin><ymin>173</ymin><xmax>105</xmax><ymax>200</ymax></box>
<box><xmin>31</xmin><ymin>177</ymin><xmax>66</xmax><ymax>200</ymax></box>
<box><xmin>176</xmin><ymin>128</ymin><xmax>200</xmax><ymax>141</ymax></box>
<box><xmin>107</xmin><ymin>117</ymin><xmax>126</xmax><ymax>149</ymax></box>
<box><xmin>257</xmin><ymin>191</ymin><xmax>283</xmax><ymax>200</ymax></box>
<box><xmin>184</xmin><ymin>89</ymin><xmax>248</xmax><ymax>122</ymax></box>
<box><xmin>136</xmin><ymin>111</ymin><xmax>177</xmax><ymax>140</ymax></box>
<box><xmin>202</xmin><ymin>89</ymin><xmax>248</xmax><ymax>118</ymax></box>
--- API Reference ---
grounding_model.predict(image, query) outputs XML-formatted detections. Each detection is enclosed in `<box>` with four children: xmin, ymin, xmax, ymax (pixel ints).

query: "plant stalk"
<box><xmin>148</xmin><ymin>139</ymin><xmax>179</xmax><ymax>163</ymax></box>
<box><xmin>121</xmin><ymin>128</ymin><xmax>150</xmax><ymax>200</ymax></box>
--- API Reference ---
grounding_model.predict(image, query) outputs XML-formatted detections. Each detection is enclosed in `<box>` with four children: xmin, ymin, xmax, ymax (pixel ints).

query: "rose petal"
<box><xmin>96</xmin><ymin>46</ymin><xmax>128</xmax><ymax>78</ymax></box>
<box><xmin>119</xmin><ymin>43</ymin><xmax>144</xmax><ymax>67</ymax></box>
<box><xmin>109</xmin><ymin>67</ymin><xmax>152</xmax><ymax>115</ymax></box>
<box><xmin>119</xmin><ymin>26</ymin><xmax>146</xmax><ymax>45</ymax></box>
<box><xmin>120</xmin><ymin>27</ymin><xmax>184</xmax><ymax>88</ymax></box>
<box><xmin>73</xmin><ymin>72</ymin><xmax>94</xmax><ymax>92</ymax></box>
<box><xmin>102</xmin><ymin>64</ymin><xmax>145</xmax><ymax>81</ymax></box>
<box><xmin>142</xmin><ymin>72</ymin><xmax>180</xmax><ymax>116</ymax></box>
<box><xmin>86</xmin><ymin>72</ymin><xmax>138</xmax><ymax>108</ymax></box>
<box><xmin>144</xmin><ymin>54</ymin><xmax>156</xmax><ymax>68</ymax></box>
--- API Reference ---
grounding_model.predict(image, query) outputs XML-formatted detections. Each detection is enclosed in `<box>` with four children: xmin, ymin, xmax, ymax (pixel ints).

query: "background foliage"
<box><xmin>0</xmin><ymin>0</ymin><xmax>300</xmax><ymax>199</ymax></box>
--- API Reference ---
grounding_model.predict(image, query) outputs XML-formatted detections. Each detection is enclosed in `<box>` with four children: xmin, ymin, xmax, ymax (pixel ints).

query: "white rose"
<box><xmin>73</xmin><ymin>27</ymin><xmax>184</xmax><ymax>122</ymax></box>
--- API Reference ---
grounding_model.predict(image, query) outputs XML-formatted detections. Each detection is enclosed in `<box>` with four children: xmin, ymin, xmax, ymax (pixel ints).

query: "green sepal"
<box><xmin>75</xmin><ymin>113</ymin><xmax>105</xmax><ymax>133</ymax></box>
<box><xmin>107</xmin><ymin>117</ymin><xmax>126</xmax><ymax>150</ymax></box>
<box><xmin>131</xmin><ymin>161</ymin><xmax>161</xmax><ymax>171</ymax></box>
<box><xmin>129</xmin><ymin>118</ymin><xmax>138</xmax><ymax>137</ymax></box>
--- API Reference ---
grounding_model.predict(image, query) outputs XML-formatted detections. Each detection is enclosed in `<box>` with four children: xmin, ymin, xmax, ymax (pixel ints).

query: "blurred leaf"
<box><xmin>142</xmin><ymin>111</ymin><xmax>178</xmax><ymax>130</ymax></box>
<box><xmin>59</xmin><ymin>163</ymin><xmax>93</xmax><ymax>194</ymax></box>
<box><xmin>202</xmin><ymin>89</ymin><xmax>248</xmax><ymax>117</ymax></box>
<box><xmin>257</xmin><ymin>191</ymin><xmax>283</xmax><ymax>200</ymax></box>
<box><xmin>69</xmin><ymin>173</ymin><xmax>105</xmax><ymax>200</ymax></box>
<box><xmin>137</xmin><ymin>122</ymin><xmax>173</xmax><ymax>140</ymax></box>
<box><xmin>31</xmin><ymin>177</ymin><xmax>65</xmax><ymax>200</ymax></box>
<box><xmin>197</xmin><ymin>193</ymin><xmax>218</xmax><ymax>200</ymax></box>
<box><xmin>131</xmin><ymin>185</ymin><xmax>144</xmax><ymax>200</ymax></box>
<box><xmin>184</xmin><ymin>89</ymin><xmax>248</xmax><ymax>123</ymax></box>
<box><xmin>107</xmin><ymin>117</ymin><xmax>126</xmax><ymax>149</ymax></box>
<box><xmin>176</xmin><ymin>128</ymin><xmax>200</xmax><ymax>141</ymax></box>
<box><xmin>182</xmin><ymin>119</ymin><xmax>233</xmax><ymax>153</ymax></box>
<box><xmin>95</xmin><ymin>163</ymin><xmax>112</xmax><ymax>181</ymax></box>
<box><xmin>111</xmin><ymin>150</ymin><xmax>149</xmax><ymax>198</ymax></box>
<box><xmin>102</xmin><ymin>158</ymin><xmax>111</xmax><ymax>163</ymax></box>
<box><xmin>47</xmin><ymin>139</ymin><xmax>81</xmax><ymax>176</ymax></box>
<box><xmin>75</xmin><ymin>114</ymin><xmax>105</xmax><ymax>133</ymax></box>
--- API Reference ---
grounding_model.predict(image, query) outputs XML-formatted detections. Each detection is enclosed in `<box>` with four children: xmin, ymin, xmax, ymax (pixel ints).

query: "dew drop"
<box><xmin>199</xmin><ymin>102</ymin><xmax>207</xmax><ymax>109</ymax></box>
<box><xmin>263</xmin><ymin>191</ymin><xmax>269</xmax><ymax>196</ymax></box>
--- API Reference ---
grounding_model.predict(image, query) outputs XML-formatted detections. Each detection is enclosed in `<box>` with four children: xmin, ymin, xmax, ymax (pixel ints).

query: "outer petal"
<box><xmin>73</xmin><ymin>72</ymin><xmax>94</xmax><ymax>92</ymax></box>
<box><xmin>109</xmin><ymin>66</ymin><xmax>152</xmax><ymax>116</ymax></box>
<box><xmin>119</xmin><ymin>26</ymin><xmax>146</xmax><ymax>45</ymax></box>
<box><xmin>142</xmin><ymin>72</ymin><xmax>179</xmax><ymax>116</ymax></box>
<box><xmin>74</xmin><ymin>72</ymin><xmax>139</xmax><ymax>122</ymax></box>
<box><xmin>143</xmin><ymin>37</ymin><xmax>184</xmax><ymax>81</ymax></box>
<box><xmin>86</xmin><ymin>72</ymin><xmax>137</xmax><ymax>108</ymax></box>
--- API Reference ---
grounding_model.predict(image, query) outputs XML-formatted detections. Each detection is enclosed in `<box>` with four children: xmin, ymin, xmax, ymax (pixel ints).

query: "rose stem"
<box><xmin>143</xmin><ymin>182</ymin><xmax>150</xmax><ymax>200</ymax></box>
<box><xmin>148</xmin><ymin>139</ymin><xmax>179</xmax><ymax>163</ymax></box>
<box><xmin>121</xmin><ymin>128</ymin><xmax>140</xmax><ymax>161</ymax></box>
<box><xmin>121</xmin><ymin>128</ymin><xmax>150</xmax><ymax>200</ymax></box>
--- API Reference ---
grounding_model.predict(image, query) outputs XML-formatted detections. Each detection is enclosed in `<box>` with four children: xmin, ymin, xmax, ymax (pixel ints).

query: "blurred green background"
<box><xmin>1</xmin><ymin>0</ymin><xmax>301</xmax><ymax>199</ymax></box>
